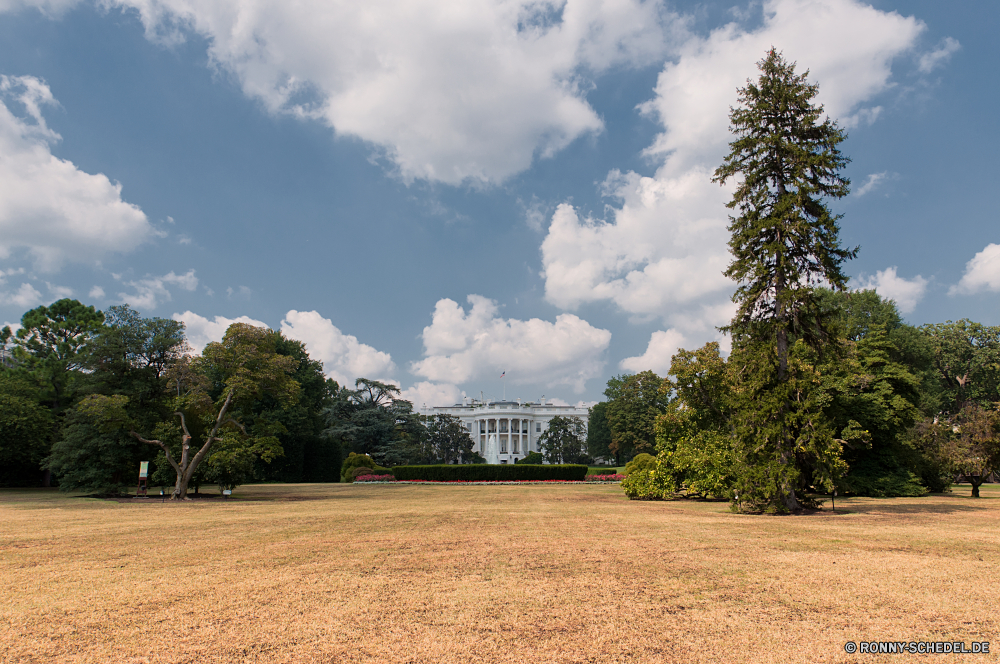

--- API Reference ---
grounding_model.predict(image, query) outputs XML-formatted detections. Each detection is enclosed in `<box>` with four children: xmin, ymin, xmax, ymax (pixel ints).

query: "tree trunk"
<box><xmin>971</xmin><ymin>478</ymin><xmax>981</xmax><ymax>498</ymax></box>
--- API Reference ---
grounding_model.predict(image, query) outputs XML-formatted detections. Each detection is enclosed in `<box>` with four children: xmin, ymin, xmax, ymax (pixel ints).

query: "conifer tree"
<box><xmin>713</xmin><ymin>49</ymin><xmax>856</xmax><ymax>512</ymax></box>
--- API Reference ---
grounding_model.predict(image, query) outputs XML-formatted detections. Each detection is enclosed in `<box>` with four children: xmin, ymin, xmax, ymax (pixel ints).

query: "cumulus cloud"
<box><xmin>279</xmin><ymin>309</ymin><xmax>396</xmax><ymax>387</ymax></box>
<box><xmin>171</xmin><ymin>310</ymin><xmax>268</xmax><ymax>352</ymax></box>
<box><xmin>619</xmin><ymin>328</ymin><xmax>687</xmax><ymax>375</ymax></box>
<box><xmin>0</xmin><ymin>75</ymin><xmax>154</xmax><ymax>271</ymax></box>
<box><xmin>88</xmin><ymin>285</ymin><xmax>105</xmax><ymax>299</ymax></box>
<box><xmin>410</xmin><ymin>294</ymin><xmax>611</xmax><ymax>393</ymax></box>
<box><xmin>0</xmin><ymin>282</ymin><xmax>43</xmax><ymax>308</ymax></box>
<box><xmin>854</xmin><ymin>267</ymin><xmax>927</xmax><ymax>314</ymax></box>
<box><xmin>918</xmin><ymin>36</ymin><xmax>960</xmax><ymax>74</ymax></box>
<box><xmin>541</xmin><ymin>0</ymin><xmax>923</xmax><ymax>342</ymax></box>
<box><xmin>45</xmin><ymin>282</ymin><xmax>73</xmax><ymax>299</ymax></box>
<box><xmin>399</xmin><ymin>381</ymin><xmax>465</xmax><ymax>409</ymax></box>
<box><xmin>65</xmin><ymin>0</ymin><xmax>670</xmax><ymax>185</ymax></box>
<box><xmin>950</xmin><ymin>243</ymin><xmax>1000</xmax><ymax>296</ymax></box>
<box><xmin>118</xmin><ymin>269</ymin><xmax>198</xmax><ymax>310</ymax></box>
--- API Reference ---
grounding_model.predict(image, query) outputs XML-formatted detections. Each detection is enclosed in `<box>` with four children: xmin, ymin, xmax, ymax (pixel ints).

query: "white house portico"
<box><xmin>421</xmin><ymin>396</ymin><xmax>589</xmax><ymax>464</ymax></box>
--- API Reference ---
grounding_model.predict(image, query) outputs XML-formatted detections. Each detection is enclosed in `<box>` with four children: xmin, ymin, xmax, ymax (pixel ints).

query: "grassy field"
<box><xmin>1</xmin><ymin>483</ymin><xmax>998</xmax><ymax>663</ymax></box>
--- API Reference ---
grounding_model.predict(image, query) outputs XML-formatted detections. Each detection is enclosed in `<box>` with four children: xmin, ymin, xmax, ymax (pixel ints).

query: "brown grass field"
<box><xmin>1</xmin><ymin>483</ymin><xmax>998</xmax><ymax>664</ymax></box>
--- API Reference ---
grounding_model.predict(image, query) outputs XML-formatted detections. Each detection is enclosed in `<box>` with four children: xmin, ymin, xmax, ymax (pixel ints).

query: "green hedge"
<box><xmin>391</xmin><ymin>464</ymin><xmax>588</xmax><ymax>482</ymax></box>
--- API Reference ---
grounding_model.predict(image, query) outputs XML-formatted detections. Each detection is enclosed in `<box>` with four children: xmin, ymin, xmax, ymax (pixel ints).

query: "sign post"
<box><xmin>137</xmin><ymin>461</ymin><xmax>149</xmax><ymax>496</ymax></box>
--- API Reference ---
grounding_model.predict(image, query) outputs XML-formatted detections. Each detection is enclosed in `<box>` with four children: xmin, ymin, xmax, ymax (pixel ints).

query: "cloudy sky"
<box><xmin>0</xmin><ymin>0</ymin><xmax>994</xmax><ymax>406</ymax></box>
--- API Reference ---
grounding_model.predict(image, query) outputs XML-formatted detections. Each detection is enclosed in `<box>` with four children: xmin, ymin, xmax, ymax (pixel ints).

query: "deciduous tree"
<box><xmin>538</xmin><ymin>415</ymin><xmax>588</xmax><ymax>464</ymax></box>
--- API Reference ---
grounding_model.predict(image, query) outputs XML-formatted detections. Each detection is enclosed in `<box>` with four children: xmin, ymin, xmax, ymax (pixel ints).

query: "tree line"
<box><xmin>0</xmin><ymin>302</ymin><xmax>482</xmax><ymax>497</ymax></box>
<box><xmin>587</xmin><ymin>49</ymin><xmax>1000</xmax><ymax>511</ymax></box>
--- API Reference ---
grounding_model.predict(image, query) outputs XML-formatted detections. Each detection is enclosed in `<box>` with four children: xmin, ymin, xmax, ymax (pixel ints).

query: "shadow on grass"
<box><xmin>830</xmin><ymin>501</ymin><xmax>989</xmax><ymax>515</ymax></box>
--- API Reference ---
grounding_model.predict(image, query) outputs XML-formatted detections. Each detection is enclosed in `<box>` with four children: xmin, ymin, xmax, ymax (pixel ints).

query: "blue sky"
<box><xmin>0</xmin><ymin>0</ymin><xmax>995</xmax><ymax>406</ymax></box>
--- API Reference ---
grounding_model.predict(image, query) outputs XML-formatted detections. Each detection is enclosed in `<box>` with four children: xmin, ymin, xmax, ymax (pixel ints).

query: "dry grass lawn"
<box><xmin>1</xmin><ymin>483</ymin><xmax>998</xmax><ymax>663</ymax></box>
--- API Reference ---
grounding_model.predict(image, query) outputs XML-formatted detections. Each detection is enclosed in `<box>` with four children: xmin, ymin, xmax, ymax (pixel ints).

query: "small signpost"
<box><xmin>222</xmin><ymin>489</ymin><xmax>232</xmax><ymax>501</ymax></box>
<box><xmin>136</xmin><ymin>461</ymin><xmax>149</xmax><ymax>496</ymax></box>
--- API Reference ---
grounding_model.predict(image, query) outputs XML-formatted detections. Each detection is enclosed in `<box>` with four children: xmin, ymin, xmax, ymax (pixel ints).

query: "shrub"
<box><xmin>341</xmin><ymin>453</ymin><xmax>390</xmax><ymax>483</ymax></box>
<box><xmin>621</xmin><ymin>467</ymin><xmax>675</xmax><ymax>500</ymax></box>
<box><xmin>352</xmin><ymin>466</ymin><xmax>375</xmax><ymax>479</ymax></box>
<box><xmin>624</xmin><ymin>453</ymin><xmax>656</xmax><ymax>476</ymax></box>
<box><xmin>391</xmin><ymin>464</ymin><xmax>588</xmax><ymax>482</ymax></box>
<box><xmin>516</xmin><ymin>451</ymin><xmax>544</xmax><ymax>465</ymax></box>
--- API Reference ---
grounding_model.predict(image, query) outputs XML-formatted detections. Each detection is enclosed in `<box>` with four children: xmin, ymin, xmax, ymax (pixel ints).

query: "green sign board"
<box><xmin>139</xmin><ymin>461</ymin><xmax>149</xmax><ymax>479</ymax></box>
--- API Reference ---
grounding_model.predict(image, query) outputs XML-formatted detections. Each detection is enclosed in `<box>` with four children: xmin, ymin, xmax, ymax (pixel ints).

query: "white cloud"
<box><xmin>0</xmin><ymin>75</ymin><xmax>154</xmax><ymax>271</ymax></box>
<box><xmin>0</xmin><ymin>0</ymin><xmax>81</xmax><ymax>15</ymax></box>
<box><xmin>918</xmin><ymin>36</ymin><xmax>960</xmax><ymax>74</ymax></box>
<box><xmin>172</xmin><ymin>310</ymin><xmax>268</xmax><ymax>352</ymax></box>
<box><xmin>619</xmin><ymin>328</ymin><xmax>688</xmax><ymax>375</ymax></box>
<box><xmin>0</xmin><ymin>282</ymin><xmax>43</xmax><ymax>308</ymax></box>
<box><xmin>85</xmin><ymin>0</ymin><xmax>672</xmax><ymax>185</ymax></box>
<box><xmin>88</xmin><ymin>285</ymin><xmax>105</xmax><ymax>299</ymax></box>
<box><xmin>280</xmin><ymin>309</ymin><xmax>396</xmax><ymax>387</ymax></box>
<box><xmin>950</xmin><ymin>243</ymin><xmax>1000</xmax><ymax>296</ymax></box>
<box><xmin>399</xmin><ymin>381</ymin><xmax>465</xmax><ymax>409</ymax></box>
<box><xmin>226</xmin><ymin>285</ymin><xmax>252</xmax><ymax>300</ymax></box>
<box><xmin>45</xmin><ymin>282</ymin><xmax>73</xmax><ymax>299</ymax></box>
<box><xmin>855</xmin><ymin>266</ymin><xmax>928</xmax><ymax>314</ymax></box>
<box><xmin>118</xmin><ymin>269</ymin><xmax>198</xmax><ymax>309</ymax></box>
<box><xmin>541</xmin><ymin>0</ymin><xmax>923</xmax><ymax>341</ymax></box>
<box><xmin>410</xmin><ymin>294</ymin><xmax>611</xmax><ymax>393</ymax></box>
<box><xmin>855</xmin><ymin>171</ymin><xmax>898</xmax><ymax>197</ymax></box>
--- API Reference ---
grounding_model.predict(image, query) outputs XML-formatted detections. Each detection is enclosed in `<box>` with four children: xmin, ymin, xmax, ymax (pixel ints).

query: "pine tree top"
<box><xmin>714</xmin><ymin>48</ymin><xmax>857</xmax><ymax>344</ymax></box>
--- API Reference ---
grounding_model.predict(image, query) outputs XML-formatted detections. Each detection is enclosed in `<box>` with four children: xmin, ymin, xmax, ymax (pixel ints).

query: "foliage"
<box><xmin>0</xmin><ymin>372</ymin><xmax>53</xmax><ymax>487</ymax></box>
<box><xmin>623</xmin><ymin>453</ymin><xmax>655</xmax><ymax>476</ymax></box>
<box><xmin>46</xmin><ymin>305</ymin><xmax>190</xmax><ymax>493</ymax></box>
<box><xmin>516</xmin><ymin>451</ymin><xmax>544</xmax><ymax>465</ymax></box>
<box><xmin>537</xmin><ymin>415</ymin><xmax>590</xmax><ymax>464</ymax></box>
<box><xmin>620</xmin><ymin>460</ymin><xmax>675</xmax><ymax>500</ymax></box>
<box><xmin>921</xmin><ymin>320</ymin><xmax>1000</xmax><ymax>413</ymax></box>
<box><xmin>6</xmin><ymin>299</ymin><xmax>104</xmax><ymax>413</ymax></box>
<box><xmin>46</xmin><ymin>409</ymin><xmax>144</xmax><ymax>494</ymax></box>
<box><xmin>341</xmin><ymin>452</ymin><xmax>390</xmax><ymax>483</ymax></box>
<box><xmin>251</xmin><ymin>337</ymin><xmax>340</xmax><ymax>483</ymax></box>
<box><xmin>390</xmin><ymin>464</ymin><xmax>588</xmax><ymax>482</ymax></box>
<box><xmin>928</xmin><ymin>404</ymin><xmax>1000</xmax><ymax>498</ymax></box>
<box><xmin>603</xmin><ymin>371</ymin><xmax>668</xmax><ymax>462</ymax></box>
<box><xmin>727</xmin><ymin>341</ymin><xmax>846</xmax><ymax>513</ymax></box>
<box><xmin>713</xmin><ymin>49</ymin><xmax>856</xmax><ymax>513</ymax></box>
<box><xmin>586</xmin><ymin>401</ymin><xmax>613</xmax><ymax>461</ymax></box>
<box><xmin>326</xmin><ymin>379</ymin><xmax>424</xmax><ymax>465</ymax></box>
<box><xmin>425</xmin><ymin>414</ymin><xmax>475</xmax><ymax>464</ymax></box>
<box><xmin>78</xmin><ymin>323</ymin><xmax>299</xmax><ymax>498</ymax></box>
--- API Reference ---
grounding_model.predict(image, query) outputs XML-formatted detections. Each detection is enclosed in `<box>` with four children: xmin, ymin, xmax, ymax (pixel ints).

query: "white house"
<box><xmin>421</xmin><ymin>396</ymin><xmax>589</xmax><ymax>464</ymax></box>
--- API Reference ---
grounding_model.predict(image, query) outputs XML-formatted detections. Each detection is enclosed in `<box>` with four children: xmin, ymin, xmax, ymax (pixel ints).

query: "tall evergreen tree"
<box><xmin>713</xmin><ymin>49</ymin><xmax>856</xmax><ymax>512</ymax></box>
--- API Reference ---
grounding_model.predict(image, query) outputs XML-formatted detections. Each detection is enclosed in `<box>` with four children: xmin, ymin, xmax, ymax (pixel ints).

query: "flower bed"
<box><xmin>354</xmin><ymin>474</ymin><xmax>396</xmax><ymax>482</ymax></box>
<box><xmin>585</xmin><ymin>474</ymin><xmax>625</xmax><ymax>482</ymax></box>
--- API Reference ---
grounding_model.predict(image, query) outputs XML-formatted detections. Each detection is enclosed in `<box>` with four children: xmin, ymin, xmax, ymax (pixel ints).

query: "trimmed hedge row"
<box><xmin>391</xmin><ymin>464</ymin><xmax>588</xmax><ymax>482</ymax></box>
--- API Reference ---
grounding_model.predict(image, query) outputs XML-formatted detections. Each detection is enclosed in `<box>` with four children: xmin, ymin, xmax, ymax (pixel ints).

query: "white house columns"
<box><xmin>427</xmin><ymin>398</ymin><xmax>588</xmax><ymax>464</ymax></box>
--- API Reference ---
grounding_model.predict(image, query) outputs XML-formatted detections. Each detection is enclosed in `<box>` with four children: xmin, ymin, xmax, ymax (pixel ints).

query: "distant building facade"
<box><xmin>422</xmin><ymin>396</ymin><xmax>588</xmax><ymax>464</ymax></box>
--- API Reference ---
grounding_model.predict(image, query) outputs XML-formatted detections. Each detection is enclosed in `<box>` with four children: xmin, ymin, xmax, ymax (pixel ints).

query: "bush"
<box><xmin>391</xmin><ymin>464</ymin><xmax>588</xmax><ymax>482</ymax></box>
<box><xmin>352</xmin><ymin>466</ymin><xmax>375</xmax><ymax>479</ymax></box>
<box><xmin>840</xmin><ymin>457</ymin><xmax>926</xmax><ymax>497</ymax></box>
<box><xmin>624</xmin><ymin>453</ymin><xmax>656</xmax><ymax>476</ymax></box>
<box><xmin>516</xmin><ymin>451</ymin><xmax>544</xmax><ymax>465</ymax></box>
<box><xmin>621</xmin><ymin>467</ymin><xmax>675</xmax><ymax>500</ymax></box>
<box><xmin>341</xmin><ymin>453</ymin><xmax>390</xmax><ymax>483</ymax></box>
